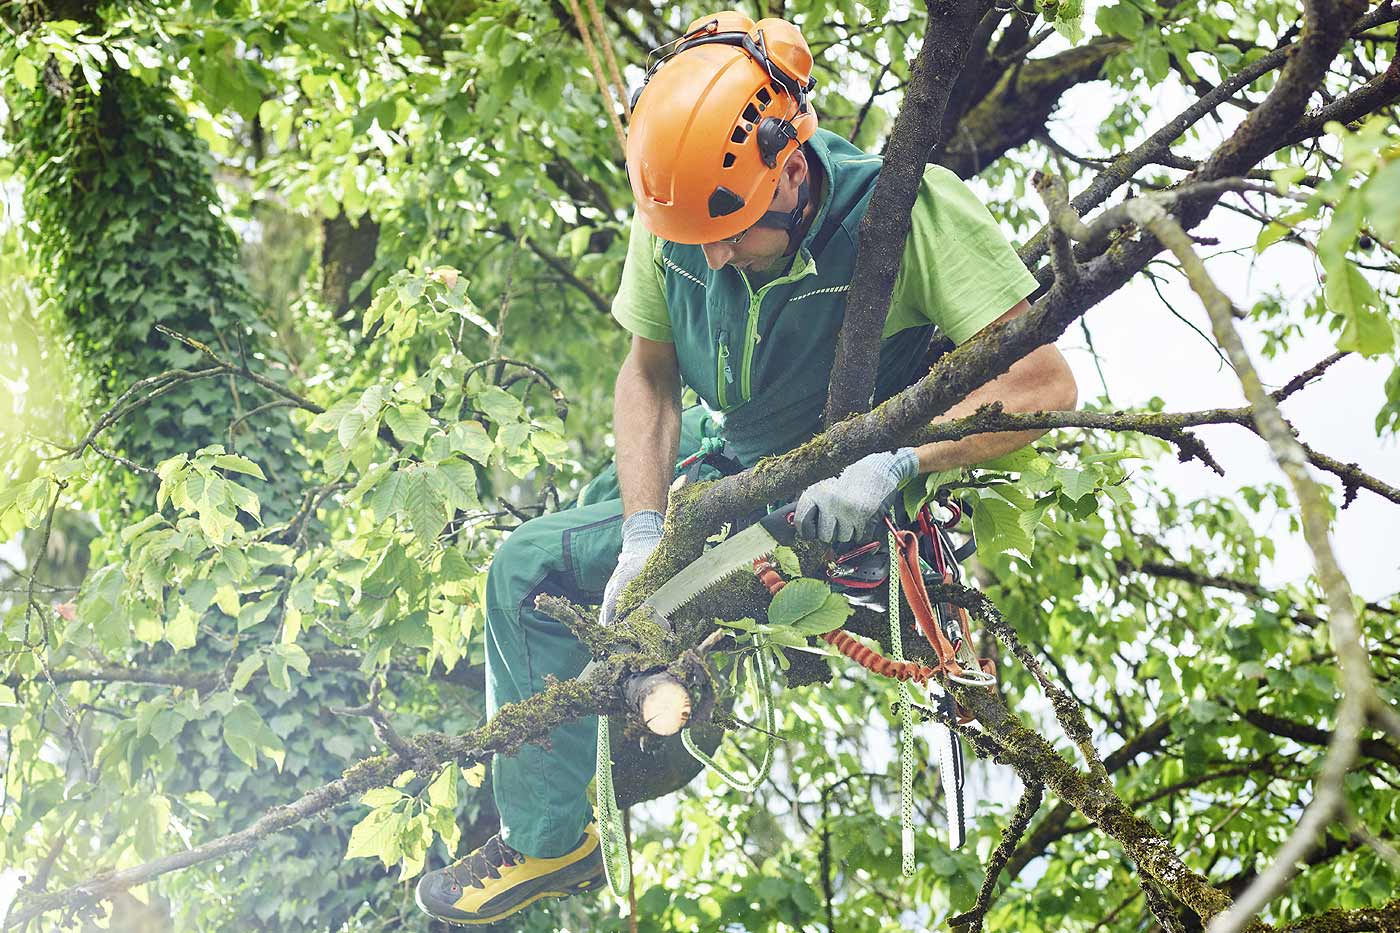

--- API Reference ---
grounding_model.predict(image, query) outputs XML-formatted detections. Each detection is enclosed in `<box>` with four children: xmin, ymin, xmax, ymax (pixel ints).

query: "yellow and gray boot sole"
<box><xmin>414</xmin><ymin>825</ymin><xmax>605</xmax><ymax>925</ymax></box>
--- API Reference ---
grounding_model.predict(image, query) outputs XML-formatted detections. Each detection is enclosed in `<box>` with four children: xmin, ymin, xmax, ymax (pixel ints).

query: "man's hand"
<box><xmin>601</xmin><ymin>510</ymin><xmax>665</xmax><ymax>625</ymax></box>
<box><xmin>795</xmin><ymin>449</ymin><xmax>920</xmax><ymax>545</ymax></box>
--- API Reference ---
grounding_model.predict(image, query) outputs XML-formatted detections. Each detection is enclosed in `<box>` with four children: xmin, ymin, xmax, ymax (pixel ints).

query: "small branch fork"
<box><xmin>948</xmin><ymin>780</ymin><xmax>1044</xmax><ymax>932</ymax></box>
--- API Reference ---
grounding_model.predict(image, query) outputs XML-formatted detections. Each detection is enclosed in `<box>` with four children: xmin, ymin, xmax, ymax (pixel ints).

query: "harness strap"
<box><xmin>890</xmin><ymin>528</ymin><xmax>967</xmax><ymax>679</ymax></box>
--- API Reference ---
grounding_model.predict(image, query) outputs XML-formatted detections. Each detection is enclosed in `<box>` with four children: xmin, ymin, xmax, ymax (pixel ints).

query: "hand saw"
<box><xmin>640</xmin><ymin>502</ymin><xmax>798</xmax><ymax>624</ymax></box>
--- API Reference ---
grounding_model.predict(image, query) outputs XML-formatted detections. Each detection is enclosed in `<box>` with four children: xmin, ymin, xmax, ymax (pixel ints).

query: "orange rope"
<box><xmin>566</xmin><ymin>0</ymin><xmax>627</xmax><ymax>155</ymax></box>
<box><xmin>584</xmin><ymin>0</ymin><xmax>631</xmax><ymax>120</ymax></box>
<box><xmin>752</xmin><ymin>558</ymin><xmax>935</xmax><ymax>684</ymax></box>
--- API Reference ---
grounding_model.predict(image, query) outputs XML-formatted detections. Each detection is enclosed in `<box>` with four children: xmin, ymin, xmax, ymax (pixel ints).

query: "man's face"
<box><xmin>699</xmin><ymin>153</ymin><xmax>808</xmax><ymax>273</ymax></box>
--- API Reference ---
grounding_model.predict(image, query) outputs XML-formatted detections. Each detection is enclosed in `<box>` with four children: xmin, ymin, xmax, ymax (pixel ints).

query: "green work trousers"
<box><xmin>486</xmin><ymin>407</ymin><xmax>722</xmax><ymax>858</ymax></box>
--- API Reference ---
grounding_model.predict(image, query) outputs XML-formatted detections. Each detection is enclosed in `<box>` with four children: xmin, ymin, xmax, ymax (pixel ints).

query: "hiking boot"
<box><xmin>414</xmin><ymin>824</ymin><xmax>605</xmax><ymax>925</ymax></box>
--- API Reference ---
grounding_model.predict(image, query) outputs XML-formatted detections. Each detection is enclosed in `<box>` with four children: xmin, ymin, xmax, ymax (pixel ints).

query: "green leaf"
<box><xmin>120</xmin><ymin>513</ymin><xmax>166</xmax><ymax>545</ymax></box>
<box><xmin>369</xmin><ymin>469</ymin><xmax>408</xmax><ymax>522</ymax></box>
<box><xmin>212</xmin><ymin>454</ymin><xmax>267</xmax><ymax>481</ymax></box>
<box><xmin>362</xmin><ymin>787</ymin><xmax>404</xmax><ymax>808</ymax></box>
<box><xmin>231</xmin><ymin>653</ymin><xmax>263</xmax><ymax>691</ymax></box>
<box><xmin>530</xmin><ymin>430</ymin><xmax>569</xmax><ymax>462</ymax></box>
<box><xmin>1317</xmin><ymin>191</ymin><xmax>1365</xmax><ymax>273</ymax></box>
<box><xmin>1254</xmin><ymin>221</ymin><xmax>1292</xmax><ymax>253</ymax></box>
<box><xmin>976</xmin><ymin>447</ymin><xmax>1047</xmax><ymax>474</ymax></box>
<box><xmin>345</xmin><ymin>806</ymin><xmax>404</xmax><ymax>863</ymax></box>
<box><xmin>266</xmin><ymin>650</ymin><xmax>289</xmax><ymax>690</ymax></box>
<box><xmin>337</xmin><ymin>410</ymin><xmax>367</xmax><ymax>449</ymax></box>
<box><xmin>1095</xmin><ymin>2</ymin><xmax>1142</xmax><ymax>37</ymax></box>
<box><xmin>449</xmin><ymin>421</ymin><xmax>493</xmax><ymax>464</ymax></box>
<box><xmin>165</xmin><ymin>603</ymin><xmax>199</xmax><ymax>651</ymax></box>
<box><xmin>214</xmin><ymin>583</ymin><xmax>241</xmax><ymax>617</ymax></box>
<box><xmin>1338</xmin><ymin>302</ymin><xmax>1395</xmax><ymax>357</ymax></box>
<box><xmin>475</xmin><ymin>385</ymin><xmax>523</xmax><ymax>424</ymax></box>
<box><xmin>772</xmin><ymin>546</ymin><xmax>803</xmax><ymax>578</ymax></box>
<box><xmin>385</xmin><ymin>405</ymin><xmax>433</xmax><ymax>446</ymax></box>
<box><xmin>427</xmin><ymin>765</ymin><xmax>459</xmax><ymax>810</ymax></box>
<box><xmin>1271</xmin><ymin>166</ymin><xmax>1308</xmax><ymax>192</ymax></box>
<box><xmin>1325</xmin><ymin>263</ymin><xmax>1391</xmax><ymax>356</ymax></box>
<box><xmin>1364</xmin><ymin>158</ymin><xmax>1400</xmax><ymax>244</ymax></box>
<box><xmin>310</xmin><ymin>397</ymin><xmax>357</xmax><ymax>434</ymax></box>
<box><xmin>1052</xmin><ymin>466</ymin><xmax>1099</xmax><ymax>503</ymax></box>
<box><xmin>237</xmin><ymin>593</ymin><xmax>278</xmax><ymax>632</ymax></box>
<box><xmin>432</xmin><ymin>458</ymin><xmax>480</xmax><ymax>511</ymax></box>
<box><xmin>768</xmin><ymin>578</ymin><xmax>827</xmax><ymax>626</ymax></box>
<box><xmin>768</xmin><ymin>579</ymin><xmax>852</xmax><ymax>635</ymax></box>
<box><xmin>276</xmin><ymin>643</ymin><xmax>311</xmax><ymax>676</ymax></box>
<box><xmin>496</xmin><ymin>421</ymin><xmax>531</xmax><ymax>454</ymax></box>
<box><xmin>14</xmin><ymin>56</ymin><xmax>37</xmax><ymax>90</ymax></box>
<box><xmin>223</xmin><ymin>701</ymin><xmax>279</xmax><ymax>770</ymax></box>
<box><xmin>972</xmin><ymin>496</ymin><xmax>1035</xmax><ymax>560</ymax></box>
<box><xmin>404</xmin><ymin>470</ymin><xmax>447</xmax><ymax>543</ymax></box>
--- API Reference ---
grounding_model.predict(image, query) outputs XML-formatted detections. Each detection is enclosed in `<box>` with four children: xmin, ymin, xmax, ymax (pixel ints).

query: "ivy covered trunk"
<box><xmin>8</xmin><ymin>69</ymin><xmax>395</xmax><ymax>930</ymax></box>
<box><xmin>15</xmin><ymin>69</ymin><xmax>305</xmax><ymax>517</ymax></box>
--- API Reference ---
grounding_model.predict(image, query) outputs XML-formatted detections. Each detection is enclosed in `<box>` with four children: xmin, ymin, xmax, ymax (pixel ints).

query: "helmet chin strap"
<box><xmin>752</xmin><ymin>177</ymin><xmax>811</xmax><ymax>252</ymax></box>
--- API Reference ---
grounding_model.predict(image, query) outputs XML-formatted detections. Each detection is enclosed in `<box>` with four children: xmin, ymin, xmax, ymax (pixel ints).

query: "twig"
<box><xmin>1126</xmin><ymin>196</ymin><xmax>1381</xmax><ymax>933</ymax></box>
<box><xmin>949</xmin><ymin>780</ymin><xmax>1044</xmax><ymax>931</ymax></box>
<box><xmin>153</xmin><ymin>325</ymin><xmax>323</xmax><ymax>415</ymax></box>
<box><xmin>85</xmin><ymin>442</ymin><xmax>156</xmax><ymax>478</ymax></box>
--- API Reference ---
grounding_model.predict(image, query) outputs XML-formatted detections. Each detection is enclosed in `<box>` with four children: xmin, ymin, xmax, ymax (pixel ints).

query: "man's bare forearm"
<box><xmin>913</xmin><ymin>343</ymin><xmax>1078</xmax><ymax>473</ymax></box>
<box><xmin>613</xmin><ymin>357</ymin><xmax>682</xmax><ymax>518</ymax></box>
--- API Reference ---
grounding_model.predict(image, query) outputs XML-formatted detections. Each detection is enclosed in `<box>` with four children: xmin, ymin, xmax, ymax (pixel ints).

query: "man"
<box><xmin>415</xmin><ymin>10</ymin><xmax>1077</xmax><ymax>925</ymax></box>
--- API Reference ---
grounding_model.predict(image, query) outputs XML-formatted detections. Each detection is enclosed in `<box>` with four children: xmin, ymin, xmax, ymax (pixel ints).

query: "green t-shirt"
<box><xmin>611</xmin><ymin>164</ymin><xmax>1037</xmax><ymax>346</ymax></box>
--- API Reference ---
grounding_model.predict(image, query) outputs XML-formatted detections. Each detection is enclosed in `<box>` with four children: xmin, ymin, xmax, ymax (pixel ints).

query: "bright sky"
<box><xmin>1042</xmin><ymin>74</ymin><xmax>1397</xmax><ymax>603</ymax></box>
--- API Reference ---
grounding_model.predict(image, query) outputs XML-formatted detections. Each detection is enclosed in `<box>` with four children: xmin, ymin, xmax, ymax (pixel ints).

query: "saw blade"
<box><xmin>643</xmin><ymin>521</ymin><xmax>782</xmax><ymax>619</ymax></box>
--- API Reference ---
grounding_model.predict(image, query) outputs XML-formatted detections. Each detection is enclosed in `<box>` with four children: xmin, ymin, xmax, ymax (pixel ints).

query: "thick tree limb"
<box><xmin>1241</xmin><ymin>708</ymin><xmax>1400</xmax><ymax>771</ymax></box>
<box><xmin>823</xmin><ymin>0</ymin><xmax>990</xmax><ymax>426</ymax></box>
<box><xmin>1277</xmin><ymin>898</ymin><xmax>1400</xmax><ymax>933</ymax></box>
<box><xmin>936</xmin><ymin>39</ymin><xmax>1129</xmax><ymax>179</ymax></box>
<box><xmin>1123</xmin><ymin>559</ymin><xmax>1400</xmax><ymax>624</ymax></box>
<box><xmin>6</xmin><ymin>671</ymin><xmax>614</xmax><ymax>927</ymax></box>
<box><xmin>1019</xmin><ymin>2</ymin><xmax>1399</xmax><ymax>271</ymax></box>
<box><xmin>909</xmin><ymin>402</ymin><xmax>1400</xmax><ymax>505</ymax></box>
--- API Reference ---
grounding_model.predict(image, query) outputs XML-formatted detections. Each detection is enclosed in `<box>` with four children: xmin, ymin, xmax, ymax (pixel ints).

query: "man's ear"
<box><xmin>783</xmin><ymin>147</ymin><xmax>808</xmax><ymax>191</ymax></box>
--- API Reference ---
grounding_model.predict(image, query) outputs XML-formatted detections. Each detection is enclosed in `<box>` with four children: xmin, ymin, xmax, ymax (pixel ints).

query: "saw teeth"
<box><xmin>662</xmin><ymin>557</ymin><xmax>772</xmax><ymax>610</ymax></box>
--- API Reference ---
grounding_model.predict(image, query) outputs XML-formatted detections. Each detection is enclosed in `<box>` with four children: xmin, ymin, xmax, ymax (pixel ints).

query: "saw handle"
<box><xmin>758</xmin><ymin>501</ymin><xmax>798</xmax><ymax>546</ymax></box>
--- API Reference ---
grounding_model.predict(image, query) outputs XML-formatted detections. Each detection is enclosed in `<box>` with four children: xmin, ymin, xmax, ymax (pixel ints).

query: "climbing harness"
<box><xmin>747</xmin><ymin>501</ymin><xmax>995</xmax><ymax>859</ymax></box>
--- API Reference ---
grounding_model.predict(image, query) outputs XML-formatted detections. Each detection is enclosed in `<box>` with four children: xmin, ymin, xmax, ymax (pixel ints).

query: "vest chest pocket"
<box><xmin>716</xmin><ymin>330</ymin><xmax>734</xmax><ymax>410</ymax></box>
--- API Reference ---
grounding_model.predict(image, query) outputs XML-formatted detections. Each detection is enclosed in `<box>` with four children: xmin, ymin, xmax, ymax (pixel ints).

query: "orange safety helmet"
<box><xmin>626</xmin><ymin>11</ymin><xmax>819</xmax><ymax>244</ymax></box>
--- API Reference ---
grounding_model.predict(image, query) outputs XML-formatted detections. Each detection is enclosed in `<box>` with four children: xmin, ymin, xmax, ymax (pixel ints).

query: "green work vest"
<box><xmin>659</xmin><ymin>129</ymin><xmax>935</xmax><ymax>467</ymax></box>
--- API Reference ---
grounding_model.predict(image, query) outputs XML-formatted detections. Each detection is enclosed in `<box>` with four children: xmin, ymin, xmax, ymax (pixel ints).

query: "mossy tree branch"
<box><xmin>823</xmin><ymin>0</ymin><xmax>992</xmax><ymax>427</ymax></box>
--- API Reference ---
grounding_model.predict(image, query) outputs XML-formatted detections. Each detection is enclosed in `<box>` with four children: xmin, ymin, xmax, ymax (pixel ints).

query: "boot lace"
<box><xmin>446</xmin><ymin>835</ymin><xmax>524</xmax><ymax>889</ymax></box>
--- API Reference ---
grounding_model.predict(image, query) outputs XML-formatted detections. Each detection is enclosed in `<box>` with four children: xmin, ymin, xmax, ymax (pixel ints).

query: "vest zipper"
<box><xmin>737</xmin><ymin>254</ymin><xmax>819</xmax><ymax>401</ymax></box>
<box><xmin>716</xmin><ymin>331</ymin><xmax>733</xmax><ymax>410</ymax></box>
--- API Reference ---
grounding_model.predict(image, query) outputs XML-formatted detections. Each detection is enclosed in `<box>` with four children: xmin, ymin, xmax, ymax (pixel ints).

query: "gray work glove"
<box><xmin>795</xmin><ymin>448</ymin><xmax>920</xmax><ymax>545</ymax></box>
<box><xmin>601</xmin><ymin>510</ymin><xmax>664</xmax><ymax>625</ymax></box>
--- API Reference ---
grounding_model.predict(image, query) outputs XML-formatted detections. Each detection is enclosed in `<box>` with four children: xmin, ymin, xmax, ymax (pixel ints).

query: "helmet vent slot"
<box><xmin>756</xmin><ymin>88</ymin><xmax>771</xmax><ymax>106</ymax></box>
<box><xmin>730</xmin><ymin>126</ymin><xmax>749</xmax><ymax>144</ymax></box>
<box><xmin>723</xmin><ymin>152</ymin><xmax>737</xmax><ymax>168</ymax></box>
<box><xmin>742</xmin><ymin>102</ymin><xmax>761</xmax><ymax>123</ymax></box>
